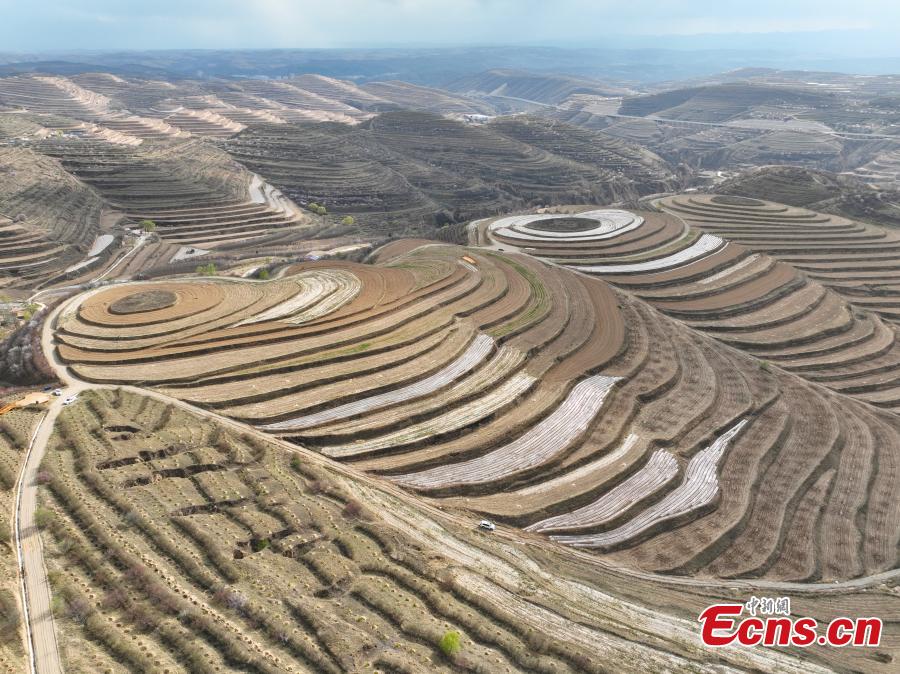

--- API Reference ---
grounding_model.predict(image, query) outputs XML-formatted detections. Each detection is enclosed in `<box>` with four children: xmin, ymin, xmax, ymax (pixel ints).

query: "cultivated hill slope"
<box><xmin>715</xmin><ymin>166</ymin><xmax>862</xmax><ymax>208</ymax></box>
<box><xmin>53</xmin><ymin>237</ymin><xmax>900</xmax><ymax>585</ymax></box>
<box><xmin>27</xmin><ymin>135</ymin><xmax>312</xmax><ymax>248</ymax></box>
<box><xmin>487</xmin><ymin>116</ymin><xmax>675</xmax><ymax>192</ymax></box>
<box><xmin>445</xmin><ymin>68</ymin><xmax>631</xmax><ymax>105</ymax></box>
<box><xmin>0</xmin><ymin>145</ymin><xmax>105</xmax><ymax>249</ymax></box>
<box><xmin>37</xmin><ymin>386</ymin><xmax>865</xmax><ymax>673</ymax></box>
<box><xmin>0</xmin><ymin>146</ymin><xmax>108</xmax><ymax>289</ymax></box>
<box><xmin>658</xmin><ymin>194</ymin><xmax>900</xmax><ymax>338</ymax></box>
<box><xmin>619</xmin><ymin>83</ymin><xmax>837</xmax><ymax>122</ymax></box>
<box><xmin>223</xmin><ymin>111</ymin><xmax>676</xmax><ymax>233</ymax></box>
<box><xmin>359</xmin><ymin>81</ymin><xmax>496</xmax><ymax>115</ymax></box>
<box><xmin>716</xmin><ymin>165</ymin><xmax>900</xmax><ymax>229</ymax></box>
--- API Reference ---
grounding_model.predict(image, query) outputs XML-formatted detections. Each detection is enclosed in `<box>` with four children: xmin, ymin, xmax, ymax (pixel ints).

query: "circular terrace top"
<box><xmin>525</xmin><ymin>217</ymin><xmax>601</xmax><ymax>233</ymax></box>
<box><xmin>109</xmin><ymin>290</ymin><xmax>178</xmax><ymax>314</ymax></box>
<box><xmin>711</xmin><ymin>195</ymin><xmax>763</xmax><ymax>207</ymax></box>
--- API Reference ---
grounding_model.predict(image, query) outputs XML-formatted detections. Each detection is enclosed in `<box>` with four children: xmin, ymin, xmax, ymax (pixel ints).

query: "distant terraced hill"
<box><xmin>445</xmin><ymin>69</ymin><xmax>631</xmax><ymax>106</ymax></box>
<box><xmin>0</xmin><ymin>145</ymin><xmax>104</xmax><ymax>248</ymax></box>
<box><xmin>619</xmin><ymin>83</ymin><xmax>837</xmax><ymax>123</ymax></box>
<box><xmin>0</xmin><ymin>74</ymin><xmax>110</xmax><ymax>119</ymax></box>
<box><xmin>544</xmin><ymin>80</ymin><xmax>895</xmax><ymax>173</ymax></box>
<box><xmin>359</xmin><ymin>81</ymin><xmax>496</xmax><ymax>115</ymax></box>
<box><xmin>283</xmin><ymin>73</ymin><xmax>389</xmax><ymax>108</ymax></box>
<box><xmin>487</xmin><ymin>116</ymin><xmax>675</xmax><ymax>192</ymax></box>
<box><xmin>0</xmin><ymin>71</ymin><xmax>561</xmax><ymax>139</ymax></box>
<box><xmin>716</xmin><ymin>165</ymin><xmax>900</xmax><ymax>230</ymax></box>
<box><xmin>715</xmin><ymin>166</ymin><xmax>861</xmax><ymax>208</ymax></box>
<box><xmin>549</xmin><ymin>104</ymin><xmax>861</xmax><ymax>173</ymax></box>
<box><xmin>714</xmin><ymin>130</ymin><xmax>845</xmax><ymax>169</ymax></box>
<box><xmin>28</xmin><ymin>136</ymin><xmax>313</xmax><ymax>249</ymax></box>
<box><xmin>223</xmin><ymin>111</ymin><xmax>676</xmax><ymax>234</ymax></box>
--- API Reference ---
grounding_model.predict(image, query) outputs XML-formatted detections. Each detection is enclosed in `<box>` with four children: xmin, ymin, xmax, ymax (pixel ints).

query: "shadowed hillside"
<box><xmin>223</xmin><ymin>111</ymin><xmax>677</xmax><ymax>234</ymax></box>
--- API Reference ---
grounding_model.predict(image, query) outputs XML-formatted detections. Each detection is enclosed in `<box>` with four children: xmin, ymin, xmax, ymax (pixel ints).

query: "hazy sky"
<box><xmin>2</xmin><ymin>0</ymin><xmax>899</xmax><ymax>53</ymax></box>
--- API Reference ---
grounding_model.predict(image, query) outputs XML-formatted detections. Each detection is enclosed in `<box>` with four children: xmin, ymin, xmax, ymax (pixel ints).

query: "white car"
<box><xmin>62</xmin><ymin>396</ymin><xmax>78</xmax><ymax>406</ymax></box>
<box><xmin>478</xmin><ymin>520</ymin><xmax>496</xmax><ymax>531</ymax></box>
<box><xmin>52</xmin><ymin>389</ymin><xmax>63</xmax><ymax>397</ymax></box>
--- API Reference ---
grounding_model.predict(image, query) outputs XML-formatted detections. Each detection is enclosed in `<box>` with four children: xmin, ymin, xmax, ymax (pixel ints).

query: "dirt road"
<box><xmin>14</xmin><ymin>401</ymin><xmax>64</xmax><ymax>674</ymax></box>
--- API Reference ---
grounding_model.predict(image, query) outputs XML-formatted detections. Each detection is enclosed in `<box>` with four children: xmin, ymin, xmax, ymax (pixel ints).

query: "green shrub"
<box><xmin>34</xmin><ymin>507</ymin><xmax>55</xmax><ymax>529</ymax></box>
<box><xmin>195</xmin><ymin>263</ymin><xmax>217</xmax><ymax>276</ymax></box>
<box><xmin>439</xmin><ymin>630</ymin><xmax>461</xmax><ymax>658</ymax></box>
<box><xmin>257</xmin><ymin>268</ymin><xmax>270</xmax><ymax>280</ymax></box>
<box><xmin>341</xmin><ymin>215</ymin><xmax>355</xmax><ymax>226</ymax></box>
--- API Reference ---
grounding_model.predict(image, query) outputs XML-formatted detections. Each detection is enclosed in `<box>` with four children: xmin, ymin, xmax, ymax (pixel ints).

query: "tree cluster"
<box><xmin>0</xmin><ymin>308</ymin><xmax>55</xmax><ymax>386</ymax></box>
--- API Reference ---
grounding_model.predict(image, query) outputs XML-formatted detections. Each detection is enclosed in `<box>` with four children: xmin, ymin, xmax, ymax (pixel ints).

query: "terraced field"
<box><xmin>0</xmin><ymin>146</ymin><xmax>103</xmax><ymax>249</ymax></box>
<box><xmin>2</xmin><ymin>65</ymin><xmax>897</xmax><ymax>671</ymax></box>
<box><xmin>223</xmin><ymin>111</ymin><xmax>672</xmax><ymax>233</ymax></box>
<box><xmin>0</xmin><ymin>215</ymin><xmax>71</xmax><ymax>290</ymax></box>
<box><xmin>51</xmin><ymin>240</ymin><xmax>900</xmax><ymax>583</ymax></box>
<box><xmin>716</xmin><ymin>130</ymin><xmax>844</xmax><ymax>168</ymax></box>
<box><xmin>35</xmin><ymin>387</ymin><xmax>849</xmax><ymax>673</ymax></box>
<box><xmin>0</xmin><ymin>146</ymin><xmax>108</xmax><ymax>288</ymax></box>
<box><xmin>0</xmin><ymin>75</ymin><xmax>108</xmax><ymax>119</ymax></box>
<box><xmin>358</xmin><ymin>81</ymin><xmax>495</xmax><ymax>115</ymax></box>
<box><xmin>445</xmin><ymin>69</ymin><xmax>629</xmax><ymax>106</ymax></box>
<box><xmin>0</xmin><ymin>72</ymin><xmax>371</xmax><ymax>142</ymax></box>
<box><xmin>618</xmin><ymin>83</ymin><xmax>835</xmax><ymax>124</ymax></box>
<box><xmin>477</xmin><ymin>205</ymin><xmax>900</xmax><ymax>414</ymax></box>
<box><xmin>0</xmin><ymin>74</ymin><xmax>680</xmax><ymax>256</ymax></box>
<box><xmin>651</xmin><ymin>195</ymin><xmax>900</xmax><ymax>408</ymax></box>
<box><xmin>486</xmin><ymin>116</ymin><xmax>676</xmax><ymax>193</ymax></box>
<box><xmin>30</xmin><ymin>137</ymin><xmax>310</xmax><ymax>248</ymax></box>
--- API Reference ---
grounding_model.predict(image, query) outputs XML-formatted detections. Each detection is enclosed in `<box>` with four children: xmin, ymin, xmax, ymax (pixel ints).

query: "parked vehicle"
<box><xmin>478</xmin><ymin>520</ymin><xmax>496</xmax><ymax>531</ymax></box>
